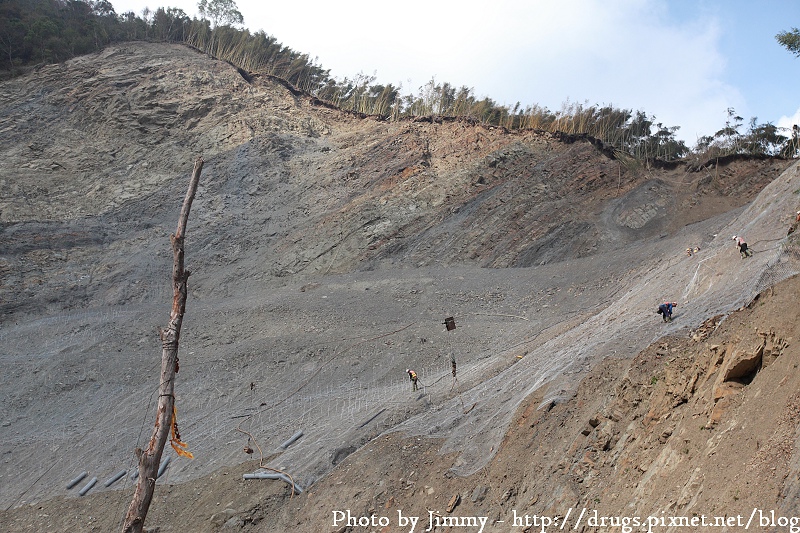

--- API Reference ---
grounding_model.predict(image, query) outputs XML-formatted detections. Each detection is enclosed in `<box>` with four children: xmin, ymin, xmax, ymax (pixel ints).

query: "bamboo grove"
<box><xmin>2</xmin><ymin>0</ymin><xmax>798</xmax><ymax>161</ymax></box>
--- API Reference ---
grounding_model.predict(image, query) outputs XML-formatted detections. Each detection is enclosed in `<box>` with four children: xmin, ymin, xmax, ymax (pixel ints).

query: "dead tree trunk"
<box><xmin>122</xmin><ymin>157</ymin><xmax>204</xmax><ymax>533</ymax></box>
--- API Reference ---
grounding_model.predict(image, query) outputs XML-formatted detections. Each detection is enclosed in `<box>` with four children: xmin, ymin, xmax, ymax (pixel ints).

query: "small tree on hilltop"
<box><xmin>198</xmin><ymin>0</ymin><xmax>243</xmax><ymax>56</ymax></box>
<box><xmin>198</xmin><ymin>0</ymin><xmax>243</xmax><ymax>27</ymax></box>
<box><xmin>776</xmin><ymin>27</ymin><xmax>800</xmax><ymax>57</ymax></box>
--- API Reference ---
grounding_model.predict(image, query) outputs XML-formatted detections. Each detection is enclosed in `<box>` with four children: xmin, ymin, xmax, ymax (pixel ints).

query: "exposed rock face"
<box><xmin>1</xmin><ymin>42</ymin><xmax>799</xmax><ymax>533</ymax></box>
<box><xmin>1</xmin><ymin>43</ymin><xmax>792</xmax><ymax>319</ymax></box>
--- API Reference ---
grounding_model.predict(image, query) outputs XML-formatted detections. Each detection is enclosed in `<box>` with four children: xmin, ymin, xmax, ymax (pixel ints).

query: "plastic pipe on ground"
<box><xmin>279</xmin><ymin>430</ymin><xmax>303</xmax><ymax>450</ymax></box>
<box><xmin>67</xmin><ymin>471</ymin><xmax>88</xmax><ymax>490</ymax></box>
<box><xmin>104</xmin><ymin>470</ymin><xmax>128</xmax><ymax>487</ymax></box>
<box><xmin>157</xmin><ymin>456</ymin><xmax>171</xmax><ymax>478</ymax></box>
<box><xmin>243</xmin><ymin>472</ymin><xmax>304</xmax><ymax>493</ymax></box>
<box><xmin>78</xmin><ymin>477</ymin><xmax>97</xmax><ymax>496</ymax></box>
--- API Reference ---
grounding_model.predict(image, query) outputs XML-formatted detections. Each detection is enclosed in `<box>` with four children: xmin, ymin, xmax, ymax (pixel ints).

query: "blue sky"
<box><xmin>111</xmin><ymin>0</ymin><xmax>800</xmax><ymax>146</ymax></box>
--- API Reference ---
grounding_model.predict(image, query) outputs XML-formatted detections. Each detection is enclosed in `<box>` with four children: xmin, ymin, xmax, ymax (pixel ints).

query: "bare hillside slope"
<box><xmin>1</xmin><ymin>42</ymin><xmax>799</xmax><ymax>532</ymax></box>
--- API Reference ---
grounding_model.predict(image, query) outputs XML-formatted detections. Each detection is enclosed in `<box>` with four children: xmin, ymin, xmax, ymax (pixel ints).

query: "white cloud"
<box><xmin>777</xmin><ymin>107</ymin><xmax>800</xmax><ymax>132</ymax></box>
<box><xmin>440</xmin><ymin>1</ymin><xmax>742</xmax><ymax>142</ymax></box>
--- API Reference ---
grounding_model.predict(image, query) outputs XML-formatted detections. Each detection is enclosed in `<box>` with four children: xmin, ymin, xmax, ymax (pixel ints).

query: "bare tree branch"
<box><xmin>122</xmin><ymin>156</ymin><xmax>204</xmax><ymax>533</ymax></box>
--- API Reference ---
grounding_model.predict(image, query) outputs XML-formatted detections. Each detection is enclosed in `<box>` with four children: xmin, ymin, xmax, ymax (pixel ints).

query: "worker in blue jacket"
<box><xmin>657</xmin><ymin>302</ymin><xmax>677</xmax><ymax>322</ymax></box>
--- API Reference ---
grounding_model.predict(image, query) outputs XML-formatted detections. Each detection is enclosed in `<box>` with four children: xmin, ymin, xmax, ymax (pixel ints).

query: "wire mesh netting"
<box><xmin>395</xmin><ymin>161</ymin><xmax>800</xmax><ymax>476</ymax></box>
<box><xmin>2</xmin><ymin>162</ymin><xmax>799</xmax><ymax>507</ymax></box>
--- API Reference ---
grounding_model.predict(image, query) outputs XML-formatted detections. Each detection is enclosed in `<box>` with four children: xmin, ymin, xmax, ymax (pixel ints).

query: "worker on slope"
<box><xmin>657</xmin><ymin>302</ymin><xmax>677</xmax><ymax>322</ymax></box>
<box><xmin>406</xmin><ymin>368</ymin><xmax>418</xmax><ymax>392</ymax></box>
<box><xmin>788</xmin><ymin>211</ymin><xmax>800</xmax><ymax>236</ymax></box>
<box><xmin>732</xmin><ymin>235</ymin><xmax>753</xmax><ymax>258</ymax></box>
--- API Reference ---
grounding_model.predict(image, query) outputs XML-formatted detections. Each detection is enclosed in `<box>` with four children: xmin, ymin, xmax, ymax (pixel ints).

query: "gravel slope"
<box><xmin>0</xmin><ymin>42</ymin><xmax>798</xmax><ymax>531</ymax></box>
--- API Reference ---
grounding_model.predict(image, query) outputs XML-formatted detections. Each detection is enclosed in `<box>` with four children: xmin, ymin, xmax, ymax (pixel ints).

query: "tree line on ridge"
<box><xmin>2</xmin><ymin>0</ymin><xmax>798</xmax><ymax>161</ymax></box>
